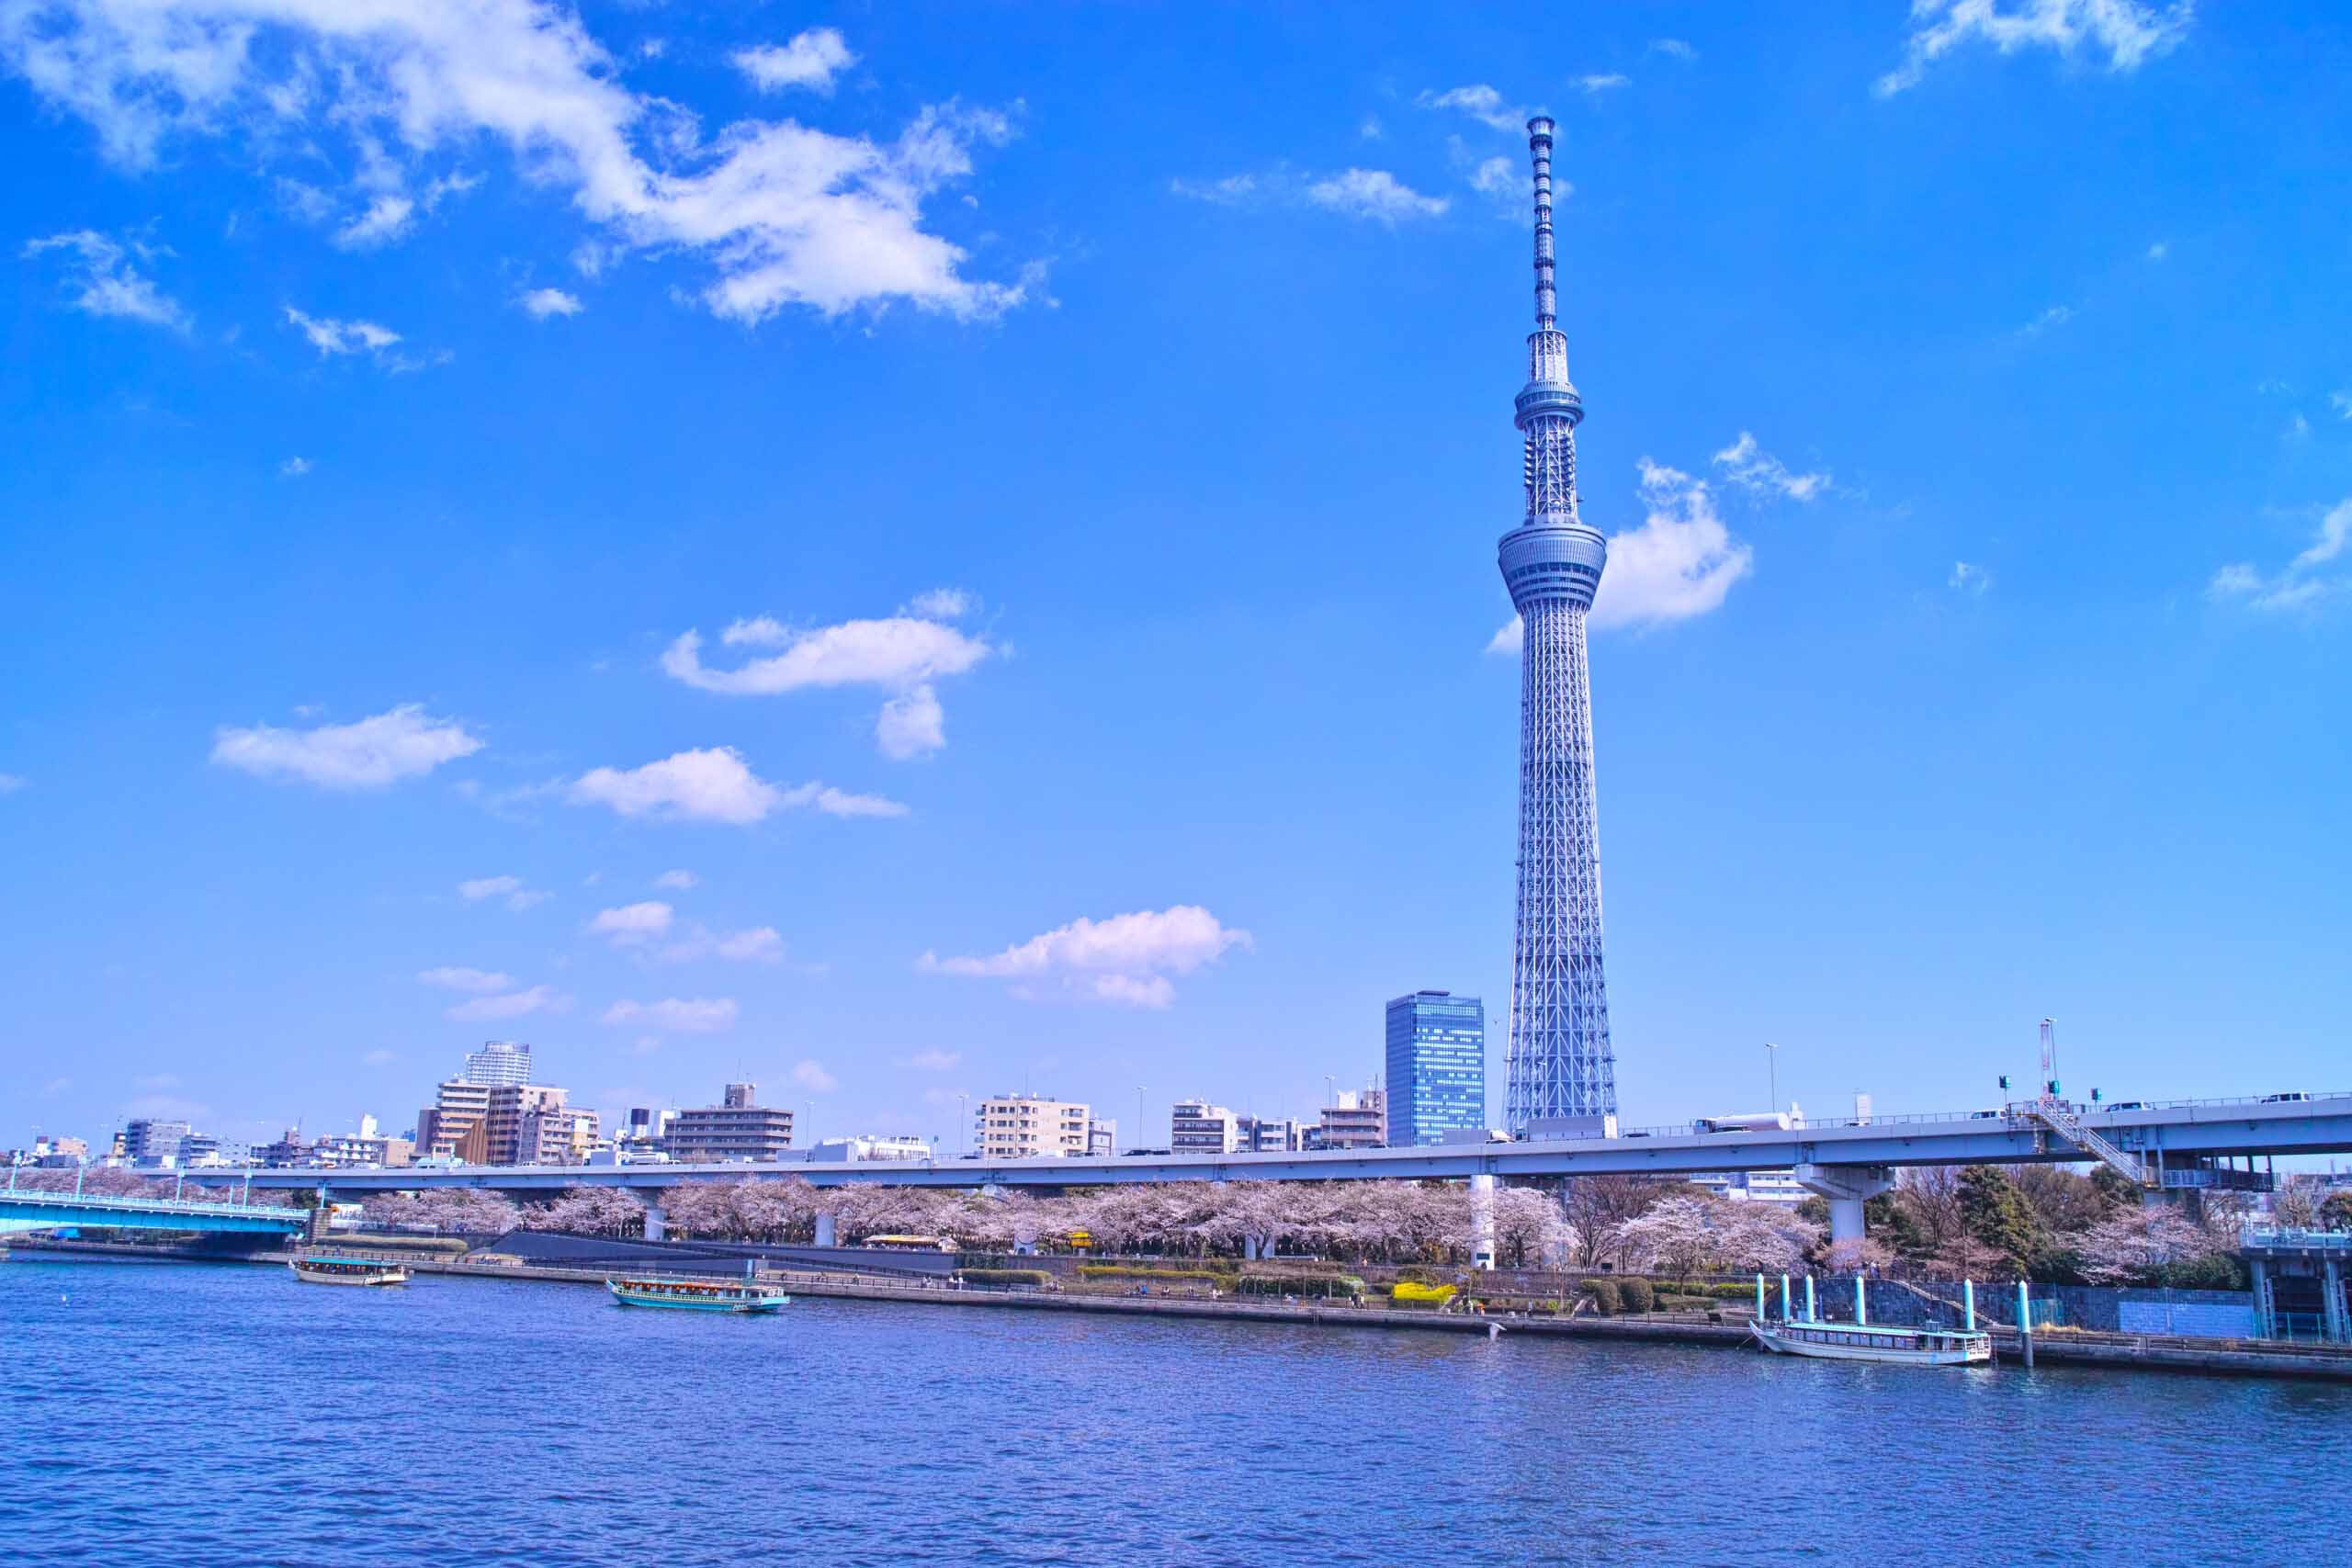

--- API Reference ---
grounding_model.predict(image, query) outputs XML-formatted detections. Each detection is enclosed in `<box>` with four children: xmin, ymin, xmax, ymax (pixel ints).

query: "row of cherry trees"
<box><xmin>350</xmin><ymin>1176</ymin><xmax>1837</xmax><ymax>1274</ymax></box>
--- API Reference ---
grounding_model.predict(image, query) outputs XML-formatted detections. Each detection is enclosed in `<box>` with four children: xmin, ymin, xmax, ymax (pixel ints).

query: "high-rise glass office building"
<box><xmin>1385</xmin><ymin>991</ymin><xmax>1487</xmax><ymax>1146</ymax></box>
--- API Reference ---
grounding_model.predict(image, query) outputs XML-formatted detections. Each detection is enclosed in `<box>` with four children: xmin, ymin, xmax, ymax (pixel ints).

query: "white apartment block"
<box><xmin>975</xmin><ymin>1095</ymin><xmax>1091</xmax><ymax>1159</ymax></box>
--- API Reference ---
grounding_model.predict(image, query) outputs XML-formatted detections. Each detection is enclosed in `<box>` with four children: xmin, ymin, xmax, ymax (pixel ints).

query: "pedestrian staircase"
<box><xmin>2018</xmin><ymin>1099</ymin><xmax>2154</xmax><ymax>1188</ymax></box>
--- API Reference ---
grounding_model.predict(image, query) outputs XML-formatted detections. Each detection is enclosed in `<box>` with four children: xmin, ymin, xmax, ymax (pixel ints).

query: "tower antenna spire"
<box><xmin>1530</xmin><ymin>114</ymin><xmax>1556</xmax><ymax>332</ymax></box>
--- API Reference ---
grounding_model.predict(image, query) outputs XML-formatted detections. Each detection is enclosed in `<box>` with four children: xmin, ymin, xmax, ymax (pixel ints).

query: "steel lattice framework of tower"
<box><xmin>1500</xmin><ymin>116</ymin><xmax>1615</xmax><ymax>1134</ymax></box>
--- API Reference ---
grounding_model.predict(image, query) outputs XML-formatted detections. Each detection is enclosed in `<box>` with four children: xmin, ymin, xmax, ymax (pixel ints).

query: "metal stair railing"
<box><xmin>2018</xmin><ymin>1099</ymin><xmax>2153</xmax><ymax>1187</ymax></box>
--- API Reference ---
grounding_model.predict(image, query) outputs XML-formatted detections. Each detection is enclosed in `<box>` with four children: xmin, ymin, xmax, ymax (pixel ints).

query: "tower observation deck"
<box><xmin>1499</xmin><ymin>116</ymin><xmax>1615</xmax><ymax>1133</ymax></box>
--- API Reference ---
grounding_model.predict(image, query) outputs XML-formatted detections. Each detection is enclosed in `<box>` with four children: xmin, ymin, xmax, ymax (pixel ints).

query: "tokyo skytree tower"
<box><xmin>1500</xmin><ymin>116</ymin><xmax>1615</xmax><ymax>1133</ymax></box>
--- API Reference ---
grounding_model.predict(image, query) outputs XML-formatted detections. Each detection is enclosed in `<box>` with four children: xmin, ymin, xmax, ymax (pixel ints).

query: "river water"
<box><xmin>3</xmin><ymin>1257</ymin><xmax>2344</xmax><ymax>1566</ymax></box>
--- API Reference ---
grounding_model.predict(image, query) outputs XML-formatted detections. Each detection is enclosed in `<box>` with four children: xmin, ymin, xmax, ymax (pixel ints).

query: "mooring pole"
<box><xmin>1804</xmin><ymin>1275</ymin><xmax>1817</xmax><ymax>1323</ymax></box>
<box><xmin>1856</xmin><ymin>1276</ymin><xmax>1868</xmax><ymax>1326</ymax></box>
<box><xmin>1963</xmin><ymin>1280</ymin><xmax>1976</xmax><ymax>1332</ymax></box>
<box><xmin>2018</xmin><ymin>1279</ymin><xmax>2034</xmax><ymax>1369</ymax></box>
<box><xmin>1781</xmin><ymin>1273</ymin><xmax>1792</xmax><ymax>1322</ymax></box>
<box><xmin>1755</xmin><ymin>1273</ymin><xmax>1766</xmax><ymax>1321</ymax></box>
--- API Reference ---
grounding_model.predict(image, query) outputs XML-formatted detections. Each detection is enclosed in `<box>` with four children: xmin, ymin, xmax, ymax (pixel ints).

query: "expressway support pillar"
<box><xmin>1470</xmin><ymin>1172</ymin><xmax>1497</xmax><ymax>1271</ymax></box>
<box><xmin>2326</xmin><ymin>1258</ymin><xmax>2346</xmax><ymax>1344</ymax></box>
<box><xmin>2249</xmin><ymin>1259</ymin><xmax>2273</xmax><ymax>1339</ymax></box>
<box><xmin>815</xmin><ymin>1211</ymin><xmax>837</xmax><ymax>1248</ymax></box>
<box><xmin>637</xmin><ymin>1192</ymin><xmax>666</xmax><ymax>1243</ymax></box>
<box><xmin>1792</xmin><ymin>1163</ymin><xmax>1894</xmax><ymax>1250</ymax></box>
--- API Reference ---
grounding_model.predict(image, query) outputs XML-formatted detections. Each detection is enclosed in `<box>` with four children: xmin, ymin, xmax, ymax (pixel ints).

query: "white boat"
<box><xmin>606</xmin><ymin>1276</ymin><xmax>790</xmax><ymax>1314</ymax></box>
<box><xmin>1751</xmin><ymin>1317</ymin><xmax>1991</xmax><ymax>1365</ymax></box>
<box><xmin>288</xmin><ymin>1255</ymin><xmax>410</xmax><ymax>1287</ymax></box>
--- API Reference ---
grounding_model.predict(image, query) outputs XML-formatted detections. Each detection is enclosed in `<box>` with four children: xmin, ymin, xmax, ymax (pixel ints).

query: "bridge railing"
<box><xmin>2242</xmin><ymin>1227</ymin><xmax>2352</xmax><ymax>1253</ymax></box>
<box><xmin>0</xmin><ymin>1190</ymin><xmax>302</xmax><ymax>1221</ymax></box>
<box><xmin>1608</xmin><ymin>1091</ymin><xmax>2352</xmax><ymax>1144</ymax></box>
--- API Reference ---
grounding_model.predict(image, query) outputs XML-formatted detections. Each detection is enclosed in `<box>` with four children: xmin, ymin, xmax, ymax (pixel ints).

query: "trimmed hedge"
<box><xmin>1618</xmin><ymin>1277</ymin><xmax>1655</xmax><ymax>1314</ymax></box>
<box><xmin>1238</xmin><ymin>1273</ymin><xmax>1364</xmax><ymax>1300</ymax></box>
<box><xmin>1077</xmin><ymin>1265</ymin><xmax>1229</xmax><ymax>1284</ymax></box>
<box><xmin>959</xmin><ymin>1269</ymin><xmax>1053</xmax><ymax>1287</ymax></box>
<box><xmin>1586</xmin><ymin>1279</ymin><xmax>1622</xmax><ymax>1314</ymax></box>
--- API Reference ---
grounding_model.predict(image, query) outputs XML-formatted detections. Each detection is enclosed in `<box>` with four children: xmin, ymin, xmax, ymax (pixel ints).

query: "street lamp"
<box><xmin>1136</xmin><ymin>1086</ymin><xmax>1149</xmax><ymax>1156</ymax></box>
<box><xmin>1766</xmin><ymin>1043</ymin><xmax>1779</xmax><ymax>1114</ymax></box>
<box><xmin>957</xmin><ymin>1092</ymin><xmax>969</xmax><ymax>1157</ymax></box>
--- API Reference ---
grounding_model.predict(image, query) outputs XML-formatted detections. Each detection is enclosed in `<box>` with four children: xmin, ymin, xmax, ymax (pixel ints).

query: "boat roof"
<box><xmin>1787</xmin><ymin>1319</ymin><xmax>1987</xmax><ymax>1337</ymax></box>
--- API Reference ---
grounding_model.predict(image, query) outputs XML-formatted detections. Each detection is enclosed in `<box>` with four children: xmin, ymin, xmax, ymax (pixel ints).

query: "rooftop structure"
<box><xmin>1499</xmin><ymin>116</ymin><xmax>1617</xmax><ymax>1135</ymax></box>
<box><xmin>1310</xmin><ymin>1087</ymin><xmax>1386</xmax><ymax>1151</ymax></box>
<box><xmin>460</xmin><ymin>1041</ymin><xmax>534</xmax><ymax>1088</ymax></box>
<box><xmin>1170</xmin><ymin>1100</ymin><xmax>1243</xmax><ymax>1156</ymax></box>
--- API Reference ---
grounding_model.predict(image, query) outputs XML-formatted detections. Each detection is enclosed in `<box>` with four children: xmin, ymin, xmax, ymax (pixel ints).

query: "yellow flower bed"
<box><xmin>1390</xmin><ymin>1280</ymin><xmax>1458</xmax><ymax>1305</ymax></box>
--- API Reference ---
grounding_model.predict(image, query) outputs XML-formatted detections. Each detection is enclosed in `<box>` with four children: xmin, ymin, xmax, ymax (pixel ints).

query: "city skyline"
<box><xmin>5</xmin><ymin>6</ymin><xmax>2350</xmax><ymax>1155</ymax></box>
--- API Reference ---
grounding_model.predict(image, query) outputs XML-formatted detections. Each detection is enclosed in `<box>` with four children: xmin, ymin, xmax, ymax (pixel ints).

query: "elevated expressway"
<box><xmin>238</xmin><ymin>1093</ymin><xmax>2352</xmax><ymax>1246</ymax></box>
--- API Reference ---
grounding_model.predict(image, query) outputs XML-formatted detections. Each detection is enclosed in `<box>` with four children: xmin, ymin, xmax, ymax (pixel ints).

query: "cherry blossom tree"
<box><xmin>2075</xmin><ymin>1204</ymin><xmax>2222</xmax><ymax>1286</ymax></box>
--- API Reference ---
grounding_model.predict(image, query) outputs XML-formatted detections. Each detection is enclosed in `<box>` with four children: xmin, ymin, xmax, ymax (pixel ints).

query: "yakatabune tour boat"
<box><xmin>288</xmin><ymin>1255</ymin><xmax>410</xmax><ymax>1287</ymax></box>
<box><xmin>605</xmin><ymin>1276</ymin><xmax>790</xmax><ymax>1314</ymax></box>
<box><xmin>1751</xmin><ymin>1316</ymin><xmax>1992</xmax><ymax>1366</ymax></box>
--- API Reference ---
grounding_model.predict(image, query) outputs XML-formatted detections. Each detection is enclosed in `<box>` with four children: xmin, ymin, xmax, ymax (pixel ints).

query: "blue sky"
<box><xmin>4</xmin><ymin>3</ymin><xmax>2347</xmax><ymax>1156</ymax></box>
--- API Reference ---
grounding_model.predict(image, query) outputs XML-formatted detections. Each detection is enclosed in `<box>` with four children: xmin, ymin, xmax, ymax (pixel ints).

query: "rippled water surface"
<box><xmin>4</xmin><ymin>1258</ymin><xmax>2345</xmax><ymax>1566</ymax></box>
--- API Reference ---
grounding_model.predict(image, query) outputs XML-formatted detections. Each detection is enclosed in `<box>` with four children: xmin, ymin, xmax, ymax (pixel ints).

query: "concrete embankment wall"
<box><xmin>13</xmin><ymin>1238</ymin><xmax>2351</xmax><ymax>1382</ymax></box>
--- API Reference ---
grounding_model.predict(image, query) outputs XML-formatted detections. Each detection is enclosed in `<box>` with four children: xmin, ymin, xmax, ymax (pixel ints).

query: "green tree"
<box><xmin>2321</xmin><ymin>1190</ymin><xmax>2352</xmax><ymax>1233</ymax></box>
<box><xmin>2086</xmin><ymin>1163</ymin><xmax>2143</xmax><ymax>1215</ymax></box>
<box><xmin>1958</xmin><ymin>1166</ymin><xmax>2045</xmax><ymax>1279</ymax></box>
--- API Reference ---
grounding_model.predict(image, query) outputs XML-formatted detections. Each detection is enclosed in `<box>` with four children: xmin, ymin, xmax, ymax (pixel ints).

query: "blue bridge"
<box><xmin>0</xmin><ymin>1188</ymin><xmax>308</xmax><ymax>1238</ymax></box>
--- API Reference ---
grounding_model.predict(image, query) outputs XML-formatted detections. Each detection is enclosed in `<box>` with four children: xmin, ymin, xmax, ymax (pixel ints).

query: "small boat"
<box><xmin>288</xmin><ymin>1255</ymin><xmax>410</xmax><ymax>1287</ymax></box>
<box><xmin>605</xmin><ymin>1275</ymin><xmax>790</xmax><ymax>1314</ymax></box>
<box><xmin>1751</xmin><ymin>1316</ymin><xmax>1992</xmax><ymax>1365</ymax></box>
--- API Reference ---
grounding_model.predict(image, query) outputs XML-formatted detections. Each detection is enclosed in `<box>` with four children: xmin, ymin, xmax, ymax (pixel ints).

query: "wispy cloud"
<box><xmin>1650</xmin><ymin>39</ymin><xmax>1698</xmax><ymax>61</ymax></box>
<box><xmin>1713</xmin><ymin>432</ymin><xmax>1830</xmax><ymax>502</ymax></box>
<box><xmin>448</xmin><ymin>984</ymin><xmax>568</xmax><ymax>1021</ymax></box>
<box><xmin>1950</xmin><ymin>561</ymin><xmax>1994</xmax><ymax>595</ymax></box>
<box><xmin>1305</xmin><ymin>168</ymin><xmax>1449</xmax><ymax>223</ymax></box>
<box><xmin>790</xmin><ymin>1059</ymin><xmax>838</xmax><ymax>1092</ymax></box>
<box><xmin>1576</xmin><ymin>73</ymin><xmax>1630</xmax><ymax>94</ymax></box>
<box><xmin>588</xmin><ymin>901</ymin><xmax>673</xmax><ymax>947</ymax></box>
<box><xmin>603</xmin><ymin>997</ymin><xmax>739</xmax><ymax>1032</ymax></box>
<box><xmin>1417</xmin><ymin>84</ymin><xmax>1527</xmax><ymax>133</ymax></box>
<box><xmin>417</xmin><ymin>965</ymin><xmax>514</xmax><ymax>993</ymax></box>
<box><xmin>2209</xmin><ymin>499</ymin><xmax>2352</xmax><ymax>615</ymax></box>
<box><xmin>1877</xmin><ymin>0</ymin><xmax>2192</xmax><ymax>97</ymax></box>
<box><xmin>458</xmin><ymin>874</ymin><xmax>551</xmax><ymax>911</ymax></box>
<box><xmin>210</xmin><ymin>705</ymin><xmax>481</xmax><ymax>789</ymax></box>
<box><xmin>2015</xmin><ymin>303</ymin><xmax>2074</xmax><ymax>340</ymax></box>
<box><xmin>21</xmin><ymin>230</ymin><xmax>190</xmax><ymax>331</ymax></box>
<box><xmin>278</xmin><ymin>456</ymin><xmax>312</xmax><ymax>477</ymax></box>
<box><xmin>652</xmin><ymin>869</ymin><xmax>698</xmax><ymax>890</ymax></box>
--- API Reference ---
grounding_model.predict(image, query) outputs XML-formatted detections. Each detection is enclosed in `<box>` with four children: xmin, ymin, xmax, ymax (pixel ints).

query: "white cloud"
<box><xmin>876</xmin><ymin>684</ymin><xmax>947</xmax><ymax>760</ymax></box>
<box><xmin>588</xmin><ymin>900</ymin><xmax>673</xmax><ymax>946</ymax></box>
<box><xmin>904</xmin><ymin>587</ymin><xmax>975</xmax><ymax>620</ymax></box>
<box><xmin>284</xmin><ymin>306</ymin><xmax>401</xmax><ymax>355</ymax></box>
<box><xmin>0</xmin><ymin>773</ymin><xmax>26</xmax><ymax>793</ymax></box>
<box><xmin>0</xmin><ymin>3</ymin><xmax>1027</xmax><ymax>325</ymax></box>
<box><xmin>448</xmin><ymin>983</ymin><xmax>567</xmax><ymax>1021</ymax></box>
<box><xmin>210</xmin><ymin>704</ymin><xmax>481</xmax><ymax>788</ymax></box>
<box><xmin>279</xmin><ymin>456</ymin><xmax>311</xmax><ymax>476</ymax></box>
<box><xmin>1470</xmin><ymin>155</ymin><xmax>1519</xmax><ymax>212</ymax></box>
<box><xmin>1359</xmin><ymin>115</ymin><xmax>1383</xmax><ymax>139</ymax></box>
<box><xmin>1651</xmin><ymin>39</ymin><xmax>1698</xmax><ymax>60</ymax></box>
<box><xmin>21</xmin><ymin>230</ymin><xmax>189</xmax><ymax>331</ymax></box>
<box><xmin>603</xmin><ymin>996</ymin><xmax>739</xmax><ymax>1032</ymax></box>
<box><xmin>2286</xmin><ymin>412</ymin><xmax>2312</xmax><ymax>444</ymax></box>
<box><xmin>1170</xmin><ymin>173</ymin><xmax>1261</xmax><ymax>207</ymax></box>
<box><xmin>663</xmin><ymin>607</ymin><xmax>990</xmax><ymax>759</ymax></box>
<box><xmin>1418</xmin><ymin>84</ymin><xmax>1526</xmax><ymax>133</ymax></box>
<box><xmin>1877</xmin><ymin>0</ymin><xmax>2191</xmax><ymax>97</ymax></box>
<box><xmin>519</xmin><ymin>287</ymin><xmax>582</xmax><ymax>318</ymax></box>
<box><xmin>2330</xmin><ymin>391</ymin><xmax>2351</xmax><ymax>421</ymax></box>
<box><xmin>2016</xmin><ymin>303</ymin><xmax>2074</xmax><ymax>339</ymax></box>
<box><xmin>733</xmin><ymin>28</ymin><xmax>854</xmax><ymax>95</ymax></box>
<box><xmin>901</xmin><ymin>1049</ymin><xmax>961</xmax><ymax>1071</ymax></box>
<box><xmin>652</xmin><ymin>868</ymin><xmax>697</xmax><ymax>890</ymax></box>
<box><xmin>790</xmin><ymin>1058</ymin><xmax>838</xmax><ymax>1092</ymax></box>
<box><xmin>921</xmin><ymin>904</ymin><xmax>1250</xmax><ymax>1008</ymax></box>
<box><xmin>334</xmin><ymin>194</ymin><xmax>413</xmax><ymax>248</ymax></box>
<box><xmin>1486</xmin><ymin>618</ymin><xmax>1524</xmax><ymax>657</ymax></box>
<box><xmin>568</xmin><ymin>746</ymin><xmax>907</xmax><ymax>825</ymax></box>
<box><xmin>1713</xmin><ymin>431</ymin><xmax>1829</xmax><ymax>502</ymax></box>
<box><xmin>2146</xmin><ymin>240</ymin><xmax>2169</xmax><ymax>261</ymax></box>
<box><xmin>1950</xmin><ymin>561</ymin><xmax>1994</xmax><ymax>594</ymax></box>
<box><xmin>1304</xmin><ymin>168</ymin><xmax>1448</xmax><ymax>223</ymax></box>
<box><xmin>1589</xmin><ymin>459</ymin><xmax>1754</xmax><ymax>631</ymax></box>
<box><xmin>712</xmin><ymin>926</ymin><xmax>784</xmax><ymax>963</ymax></box>
<box><xmin>417</xmin><ymin>965</ymin><xmax>514</xmax><ymax>993</ymax></box>
<box><xmin>362</xmin><ymin>1047</ymin><xmax>397</xmax><ymax>1067</ymax></box>
<box><xmin>1577</xmin><ymin>73</ymin><xmax>1631</xmax><ymax>94</ymax></box>
<box><xmin>2208</xmin><ymin>499</ymin><xmax>2352</xmax><ymax>614</ymax></box>
<box><xmin>457</xmin><ymin>874</ymin><xmax>549</xmax><ymax>910</ymax></box>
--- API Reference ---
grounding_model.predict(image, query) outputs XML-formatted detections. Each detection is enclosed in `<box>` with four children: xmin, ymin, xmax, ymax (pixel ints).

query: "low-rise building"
<box><xmin>121</xmin><ymin>1118</ymin><xmax>191</xmax><ymax>1168</ymax></box>
<box><xmin>811</xmin><ymin>1135</ymin><xmax>933</xmax><ymax>1162</ymax></box>
<box><xmin>975</xmin><ymin>1095</ymin><xmax>1091</xmax><ymax>1159</ymax></box>
<box><xmin>1690</xmin><ymin>1168</ymin><xmax>1809</xmax><ymax>1208</ymax></box>
<box><xmin>1085</xmin><ymin>1119</ymin><xmax>1118</xmax><ymax>1158</ymax></box>
<box><xmin>416</xmin><ymin>1079</ymin><xmax>493</xmax><ymax>1159</ymax></box>
<box><xmin>1244</xmin><ymin>1117</ymin><xmax>1303</xmax><ymax>1154</ymax></box>
<box><xmin>1308</xmin><ymin>1088</ymin><xmax>1386</xmax><ymax>1150</ymax></box>
<box><xmin>666</xmin><ymin>1083</ymin><xmax>796</xmax><ymax>1162</ymax></box>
